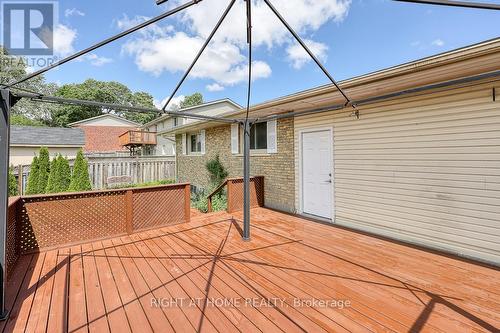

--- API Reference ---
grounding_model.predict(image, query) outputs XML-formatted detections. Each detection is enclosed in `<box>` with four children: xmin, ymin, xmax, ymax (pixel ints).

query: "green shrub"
<box><xmin>25</xmin><ymin>155</ymin><xmax>40</xmax><ymax>195</ymax></box>
<box><xmin>205</xmin><ymin>154</ymin><xmax>228</xmax><ymax>187</ymax></box>
<box><xmin>191</xmin><ymin>186</ymin><xmax>227</xmax><ymax>213</ymax></box>
<box><xmin>68</xmin><ymin>149</ymin><xmax>92</xmax><ymax>192</ymax></box>
<box><xmin>108</xmin><ymin>179</ymin><xmax>175</xmax><ymax>189</ymax></box>
<box><xmin>58</xmin><ymin>156</ymin><xmax>71</xmax><ymax>192</ymax></box>
<box><xmin>45</xmin><ymin>156</ymin><xmax>59</xmax><ymax>193</ymax></box>
<box><xmin>36</xmin><ymin>147</ymin><xmax>50</xmax><ymax>194</ymax></box>
<box><xmin>8</xmin><ymin>167</ymin><xmax>18</xmax><ymax>196</ymax></box>
<box><xmin>46</xmin><ymin>155</ymin><xmax>71</xmax><ymax>193</ymax></box>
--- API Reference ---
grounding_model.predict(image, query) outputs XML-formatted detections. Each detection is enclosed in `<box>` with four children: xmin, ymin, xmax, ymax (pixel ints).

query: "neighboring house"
<box><xmin>142</xmin><ymin>99</ymin><xmax>241</xmax><ymax>156</ymax></box>
<box><xmin>9</xmin><ymin>126</ymin><xmax>85</xmax><ymax>165</ymax></box>
<box><xmin>167</xmin><ymin>38</ymin><xmax>500</xmax><ymax>265</ymax></box>
<box><xmin>68</xmin><ymin>114</ymin><xmax>140</xmax><ymax>156</ymax></box>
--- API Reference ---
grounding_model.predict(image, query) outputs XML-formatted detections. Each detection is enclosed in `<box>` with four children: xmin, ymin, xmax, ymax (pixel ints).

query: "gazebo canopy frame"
<box><xmin>0</xmin><ymin>0</ymin><xmax>498</xmax><ymax>320</ymax></box>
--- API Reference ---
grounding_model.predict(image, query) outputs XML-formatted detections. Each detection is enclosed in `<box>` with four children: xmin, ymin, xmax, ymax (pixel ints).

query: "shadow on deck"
<box><xmin>1</xmin><ymin>208</ymin><xmax>499</xmax><ymax>332</ymax></box>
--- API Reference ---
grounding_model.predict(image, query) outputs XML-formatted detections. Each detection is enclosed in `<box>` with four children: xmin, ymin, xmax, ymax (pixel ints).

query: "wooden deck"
<box><xmin>1</xmin><ymin>208</ymin><xmax>499</xmax><ymax>332</ymax></box>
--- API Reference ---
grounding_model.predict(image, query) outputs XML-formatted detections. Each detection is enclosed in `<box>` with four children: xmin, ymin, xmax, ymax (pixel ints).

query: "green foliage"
<box><xmin>36</xmin><ymin>147</ymin><xmax>50</xmax><ymax>194</ymax></box>
<box><xmin>8</xmin><ymin>167</ymin><xmax>18</xmax><ymax>196</ymax></box>
<box><xmin>108</xmin><ymin>179</ymin><xmax>175</xmax><ymax>189</ymax></box>
<box><xmin>1</xmin><ymin>46</ymin><xmax>57</xmax><ymax>123</ymax></box>
<box><xmin>191</xmin><ymin>186</ymin><xmax>227</xmax><ymax>213</ymax></box>
<box><xmin>205</xmin><ymin>154</ymin><xmax>228</xmax><ymax>187</ymax></box>
<box><xmin>45</xmin><ymin>157</ymin><xmax>58</xmax><ymax>193</ymax></box>
<box><xmin>10</xmin><ymin>114</ymin><xmax>46</xmax><ymax>127</ymax></box>
<box><xmin>58</xmin><ymin>156</ymin><xmax>72</xmax><ymax>192</ymax></box>
<box><xmin>25</xmin><ymin>156</ymin><xmax>39</xmax><ymax>195</ymax></box>
<box><xmin>45</xmin><ymin>155</ymin><xmax>71</xmax><ymax>193</ymax></box>
<box><xmin>180</xmin><ymin>93</ymin><xmax>203</xmax><ymax>108</ymax></box>
<box><xmin>52</xmin><ymin>79</ymin><xmax>158</xmax><ymax>126</ymax></box>
<box><xmin>68</xmin><ymin>150</ymin><xmax>92</xmax><ymax>192</ymax></box>
<box><xmin>124</xmin><ymin>91</ymin><xmax>157</xmax><ymax>124</ymax></box>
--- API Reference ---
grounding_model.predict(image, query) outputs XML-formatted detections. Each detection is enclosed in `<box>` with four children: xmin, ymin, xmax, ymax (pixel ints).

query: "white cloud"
<box><xmin>120</xmin><ymin>0</ymin><xmax>350</xmax><ymax>87</ymax></box>
<box><xmin>115</xmin><ymin>14</ymin><xmax>174</xmax><ymax>38</ymax></box>
<box><xmin>122</xmin><ymin>32</ymin><xmax>271</xmax><ymax>85</ymax></box>
<box><xmin>286</xmin><ymin>39</ymin><xmax>328</xmax><ymax>69</ymax></box>
<box><xmin>53</xmin><ymin>24</ymin><xmax>77</xmax><ymax>57</ymax></box>
<box><xmin>206</xmin><ymin>83</ymin><xmax>225</xmax><ymax>92</ymax></box>
<box><xmin>84</xmin><ymin>53</ymin><xmax>113</xmax><ymax>66</ymax></box>
<box><xmin>154</xmin><ymin>95</ymin><xmax>185</xmax><ymax>110</ymax></box>
<box><xmin>65</xmin><ymin>8</ymin><xmax>85</xmax><ymax>17</ymax></box>
<box><xmin>174</xmin><ymin>0</ymin><xmax>351</xmax><ymax>48</ymax></box>
<box><xmin>432</xmin><ymin>39</ymin><xmax>444</xmax><ymax>47</ymax></box>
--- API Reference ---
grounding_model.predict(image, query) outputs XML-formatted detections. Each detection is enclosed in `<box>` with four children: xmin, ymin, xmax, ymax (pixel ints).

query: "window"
<box><xmin>250</xmin><ymin>122</ymin><xmax>267</xmax><ymax>150</ymax></box>
<box><xmin>189</xmin><ymin>133</ymin><xmax>202</xmax><ymax>153</ymax></box>
<box><xmin>174</xmin><ymin>117</ymin><xmax>179</xmax><ymax>127</ymax></box>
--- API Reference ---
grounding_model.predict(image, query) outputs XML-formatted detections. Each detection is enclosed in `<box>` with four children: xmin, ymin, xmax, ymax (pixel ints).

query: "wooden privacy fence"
<box><xmin>208</xmin><ymin>176</ymin><xmax>264</xmax><ymax>213</ymax></box>
<box><xmin>5</xmin><ymin>183</ymin><xmax>190</xmax><ymax>278</ymax></box>
<box><xmin>88</xmin><ymin>157</ymin><xmax>176</xmax><ymax>189</ymax></box>
<box><xmin>15</xmin><ymin>156</ymin><xmax>176</xmax><ymax>194</ymax></box>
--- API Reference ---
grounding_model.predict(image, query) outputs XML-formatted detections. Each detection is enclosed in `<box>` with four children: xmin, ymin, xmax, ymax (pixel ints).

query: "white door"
<box><xmin>301</xmin><ymin>130</ymin><xmax>333</xmax><ymax>219</ymax></box>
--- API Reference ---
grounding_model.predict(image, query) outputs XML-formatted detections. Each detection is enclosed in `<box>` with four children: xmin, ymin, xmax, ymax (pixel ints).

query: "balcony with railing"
<box><xmin>119</xmin><ymin>130</ymin><xmax>157</xmax><ymax>147</ymax></box>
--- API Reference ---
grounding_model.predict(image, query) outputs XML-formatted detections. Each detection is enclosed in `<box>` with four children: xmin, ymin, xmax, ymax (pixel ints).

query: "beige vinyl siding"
<box><xmin>294</xmin><ymin>81</ymin><xmax>500</xmax><ymax>265</ymax></box>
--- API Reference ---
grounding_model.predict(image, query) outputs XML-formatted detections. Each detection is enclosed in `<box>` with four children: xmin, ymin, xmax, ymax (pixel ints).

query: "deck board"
<box><xmin>2</xmin><ymin>208</ymin><xmax>499</xmax><ymax>333</ymax></box>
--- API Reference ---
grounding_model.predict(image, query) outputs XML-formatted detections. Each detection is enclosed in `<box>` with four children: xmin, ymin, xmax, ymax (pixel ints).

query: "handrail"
<box><xmin>207</xmin><ymin>179</ymin><xmax>228</xmax><ymax>213</ymax></box>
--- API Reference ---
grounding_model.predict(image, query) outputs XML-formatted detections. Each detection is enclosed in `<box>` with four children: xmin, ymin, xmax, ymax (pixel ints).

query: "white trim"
<box><xmin>298</xmin><ymin>126</ymin><xmax>335</xmax><ymax>222</ymax></box>
<box><xmin>200</xmin><ymin>129</ymin><xmax>206</xmax><ymax>155</ymax></box>
<box><xmin>267</xmin><ymin>119</ymin><xmax>277</xmax><ymax>154</ymax></box>
<box><xmin>181</xmin><ymin>133</ymin><xmax>186</xmax><ymax>155</ymax></box>
<box><xmin>68</xmin><ymin>114</ymin><xmax>140</xmax><ymax>127</ymax></box>
<box><xmin>231</xmin><ymin>123</ymin><xmax>239</xmax><ymax>154</ymax></box>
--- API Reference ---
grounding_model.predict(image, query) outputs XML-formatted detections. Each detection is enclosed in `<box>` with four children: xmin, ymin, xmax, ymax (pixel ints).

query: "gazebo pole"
<box><xmin>0</xmin><ymin>89</ymin><xmax>15</xmax><ymax>320</ymax></box>
<box><xmin>242</xmin><ymin>120</ymin><xmax>251</xmax><ymax>241</ymax></box>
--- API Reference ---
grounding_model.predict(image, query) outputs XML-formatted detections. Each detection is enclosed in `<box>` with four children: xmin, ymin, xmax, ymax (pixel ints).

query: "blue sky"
<box><xmin>29</xmin><ymin>0</ymin><xmax>500</xmax><ymax>107</ymax></box>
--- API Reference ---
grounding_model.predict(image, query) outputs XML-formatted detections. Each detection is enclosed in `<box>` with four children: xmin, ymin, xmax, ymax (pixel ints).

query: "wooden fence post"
<box><xmin>17</xmin><ymin>164</ymin><xmax>23</xmax><ymax>195</ymax></box>
<box><xmin>125</xmin><ymin>190</ymin><xmax>133</xmax><ymax>234</ymax></box>
<box><xmin>226</xmin><ymin>179</ymin><xmax>233</xmax><ymax>213</ymax></box>
<box><xmin>184</xmin><ymin>184</ymin><xmax>191</xmax><ymax>223</ymax></box>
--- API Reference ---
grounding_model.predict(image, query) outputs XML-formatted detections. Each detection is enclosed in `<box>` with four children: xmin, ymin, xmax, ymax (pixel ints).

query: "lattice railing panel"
<box><xmin>20</xmin><ymin>191</ymin><xmax>127</xmax><ymax>252</ymax></box>
<box><xmin>227</xmin><ymin>176</ymin><xmax>264</xmax><ymax>213</ymax></box>
<box><xmin>132</xmin><ymin>185</ymin><xmax>188</xmax><ymax>231</ymax></box>
<box><xmin>6</xmin><ymin>199</ymin><xmax>21</xmax><ymax>278</ymax></box>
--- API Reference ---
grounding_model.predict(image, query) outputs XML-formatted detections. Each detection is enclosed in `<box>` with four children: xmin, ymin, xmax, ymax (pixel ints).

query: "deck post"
<box><xmin>0</xmin><ymin>89</ymin><xmax>14</xmax><ymax>320</ymax></box>
<box><xmin>242</xmin><ymin>121</ymin><xmax>251</xmax><ymax>241</ymax></box>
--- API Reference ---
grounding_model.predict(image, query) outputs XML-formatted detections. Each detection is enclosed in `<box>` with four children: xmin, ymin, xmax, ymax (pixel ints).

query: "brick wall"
<box><xmin>176</xmin><ymin>118</ymin><xmax>295</xmax><ymax>213</ymax></box>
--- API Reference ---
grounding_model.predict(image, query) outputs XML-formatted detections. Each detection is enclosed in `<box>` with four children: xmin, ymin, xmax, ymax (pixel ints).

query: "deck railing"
<box><xmin>119</xmin><ymin>130</ymin><xmax>157</xmax><ymax>146</ymax></box>
<box><xmin>207</xmin><ymin>176</ymin><xmax>264</xmax><ymax>213</ymax></box>
<box><xmin>5</xmin><ymin>183</ymin><xmax>190</xmax><ymax>277</ymax></box>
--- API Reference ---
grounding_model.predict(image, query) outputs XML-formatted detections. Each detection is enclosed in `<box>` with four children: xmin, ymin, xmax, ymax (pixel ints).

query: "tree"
<box><xmin>8</xmin><ymin>167</ymin><xmax>18</xmax><ymax>196</ymax></box>
<box><xmin>180</xmin><ymin>93</ymin><xmax>203</xmax><ymax>109</ymax></box>
<box><xmin>45</xmin><ymin>156</ymin><xmax>60</xmax><ymax>193</ymax></box>
<box><xmin>53</xmin><ymin>79</ymin><xmax>158</xmax><ymax>126</ymax></box>
<box><xmin>68</xmin><ymin>150</ymin><xmax>92</xmax><ymax>192</ymax></box>
<box><xmin>124</xmin><ymin>91</ymin><xmax>157</xmax><ymax>124</ymax></box>
<box><xmin>1</xmin><ymin>46</ymin><xmax>57</xmax><ymax>123</ymax></box>
<box><xmin>46</xmin><ymin>155</ymin><xmax>71</xmax><ymax>193</ymax></box>
<box><xmin>58</xmin><ymin>156</ymin><xmax>72</xmax><ymax>192</ymax></box>
<box><xmin>36</xmin><ymin>147</ymin><xmax>50</xmax><ymax>194</ymax></box>
<box><xmin>10</xmin><ymin>114</ymin><xmax>46</xmax><ymax>127</ymax></box>
<box><xmin>25</xmin><ymin>156</ymin><xmax>40</xmax><ymax>195</ymax></box>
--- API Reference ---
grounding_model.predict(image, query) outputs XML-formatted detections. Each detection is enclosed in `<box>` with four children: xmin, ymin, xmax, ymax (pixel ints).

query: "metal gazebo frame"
<box><xmin>0</xmin><ymin>0</ymin><xmax>498</xmax><ymax>320</ymax></box>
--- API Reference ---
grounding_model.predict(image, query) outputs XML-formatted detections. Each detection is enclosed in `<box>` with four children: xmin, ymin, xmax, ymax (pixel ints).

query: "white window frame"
<box><xmin>187</xmin><ymin>130</ymin><xmax>205</xmax><ymax>155</ymax></box>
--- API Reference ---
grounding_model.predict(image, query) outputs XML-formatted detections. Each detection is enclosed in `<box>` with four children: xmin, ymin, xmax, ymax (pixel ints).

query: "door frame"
<box><xmin>298</xmin><ymin>127</ymin><xmax>335</xmax><ymax>222</ymax></box>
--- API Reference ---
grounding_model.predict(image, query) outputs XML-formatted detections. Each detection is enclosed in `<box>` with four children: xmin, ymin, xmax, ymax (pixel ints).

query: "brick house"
<box><xmin>167</xmin><ymin>38</ymin><xmax>500</xmax><ymax>265</ymax></box>
<box><xmin>68</xmin><ymin>114</ymin><xmax>140</xmax><ymax>156</ymax></box>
